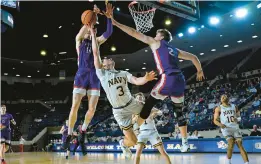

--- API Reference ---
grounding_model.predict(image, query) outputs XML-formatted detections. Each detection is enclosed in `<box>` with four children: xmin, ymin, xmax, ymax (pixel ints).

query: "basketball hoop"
<box><xmin>128</xmin><ymin>1</ymin><xmax>156</xmax><ymax>33</ymax></box>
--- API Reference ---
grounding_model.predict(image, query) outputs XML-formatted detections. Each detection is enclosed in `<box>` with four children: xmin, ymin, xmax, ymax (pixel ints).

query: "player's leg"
<box><xmin>82</xmin><ymin>94</ymin><xmax>99</xmax><ymax>131</ymax></box>
<box><xmin>226</xmin><ymin>137</ymin><xmax>235</xmax><ymax>164</ymax></box>
<box><xmin>235</xmin><ymin>138</ymin><xmax>249</xmax><ymax>164</ymax></box>
<box><xmin>155</xmin><ymin>144</ymin><xmax>171</xmax><ymax>164</ymax></box>
<box><xmin>79</xmin><ymin>139</ymin><xmax>87</xmax><ymax>156</ymax></box>
<box><xmin>119</xmin><ymin>127</ymin><xmax>137</xmax><ymax>158</ymax></box>
<box><xmin>81</xmin><ymin>71</ymin><xmax>100</xmax><ymax>131</ymax></box>
<box><xmin>134</xmin><ymin>143</ymin><xmax>145</xmax><ymax>164</ymax></box>
<box><xmin>0</xmin><ymin>143</ymin><xmax>5</xmax><ymax>163</ymax></box>
<box><xmin>72</xmin><ymin>140</ymin><xmax>79</xmax><ymax>155</ymax></box>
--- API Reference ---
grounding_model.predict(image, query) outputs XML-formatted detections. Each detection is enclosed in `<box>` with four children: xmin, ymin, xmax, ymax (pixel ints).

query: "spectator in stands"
<box><xmin>190</xmin><ymin>130</ymin><xmax>202</xmax><ymax>139</ymax></box>
<box><xmin>248</xmin><ymin>84</ymin><xmax>257</xmax><ymax>93</ymax></box>
<box><xmin>250</xmin><ymin>111</ymin><xmax>256</xmax><ymax>118</ymax></box>
<box><xmin>250</xmin><ymin>125</ymin><xmax>261</xmax><ymax>136</ymax></box>
<box><xmin>255</xmin><ymin>107</ymin><xmax>261</xmax><ymax>115</ymax></box>
<box><xmin>252</xmin><ymin>97</ymin><xmax>260</xmax><ymax>108</ymax></box>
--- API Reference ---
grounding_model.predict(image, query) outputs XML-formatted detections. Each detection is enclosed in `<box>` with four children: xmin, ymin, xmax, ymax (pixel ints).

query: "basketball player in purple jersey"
<box><xmin>111</xmin><ymin>13</ymin><xmax>205</xmax><ymax>152</ymax></box>
<box><xmin>0</xmin><ymin>105</ymin><xmax>16</xmax><ymax>164</ymax></box>
<box><xmin>60</xmin><ymin>120</ymin><xmax>70</xmax><ymax>159</ymax></box>
<box><xmin>65</xmin><ymin>4</ymin><xmax>113</xmax><ymax>149</ymax></box>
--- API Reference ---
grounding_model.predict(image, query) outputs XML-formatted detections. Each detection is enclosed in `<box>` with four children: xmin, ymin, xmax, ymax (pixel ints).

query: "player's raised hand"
<box><xmin>196</xmin><ymin>70</ymin><xmax>205</xmax><ymax>81</ymax></box>
<box><xmin>93</xmin><ymin>4</ymin><xmax>103</xmax><ymax>15</ymax></box>
<box><xmin>102</xmin><ymin>3</ymin><xmax>114</xmax><ymax>18</ymax></box>
<box><xmin>145</xmin><ymin>71</ymin><xmax>157</xmax><ymax>81</ymax></box>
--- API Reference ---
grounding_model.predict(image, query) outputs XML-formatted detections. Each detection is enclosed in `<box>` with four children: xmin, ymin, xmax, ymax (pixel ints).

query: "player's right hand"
<box><xmin>196</xmin><ymin>70</ymin><xmax>205</xmax><ymax>81</ymax></box>
<box><xmin>102</xmin><ymin>3</ymin><xmax>114</xmax><ymax>18</ymax></box>
<box><xmin>220</xmin><ymin>124</ymin><xmax>226</xmax><ymax>129</ymax></box>
<box><xmin>145</xmin><ymin>71</ymin><xmax>157</xmax><ymax>81</ymax></box>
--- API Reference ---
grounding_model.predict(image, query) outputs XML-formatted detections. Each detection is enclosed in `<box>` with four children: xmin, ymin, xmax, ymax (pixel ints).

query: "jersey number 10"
<box><xmin>227</xmin><ymin>116</ymin><xmax>235</xmax><ymax>123</ymax></box>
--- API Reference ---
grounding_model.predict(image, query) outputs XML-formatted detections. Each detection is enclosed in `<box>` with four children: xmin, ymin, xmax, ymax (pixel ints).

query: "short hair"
<box><xmin>157</xmin><ymin>29</ymin><xmax>173</xmax><ymax>42</ymax></box>
<box><xmin>1</xmin><ymin>104</ymin><xmax>6</xmax><ymax>107</ymax></box>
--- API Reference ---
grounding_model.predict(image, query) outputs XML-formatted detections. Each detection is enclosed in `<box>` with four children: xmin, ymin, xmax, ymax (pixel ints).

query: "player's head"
<box><xmin>134</xmin><ymin>92</ymin><xmax>145</xmax><ymax>105</ymax></box>
<box><xmin>102</xmin><ymin>58</ymin><xmax>115</xmax><ymax>70</ymax></box>
<box><xmin>253</xmin><ymin>125</ymin><xmax>257</xmax><ymax>131</ymax></box>
<box><xmin>155</xmin><ymin>29</ymin><xmax>173</xmax><ymax>43</ymax></box>
<box><xmin>221</xmin><ymin>94</ymin><xmax>229</xmax><ymax>104</ymax></box>
<box><xmin>1</xmin><ymin>105</ymin><xmax>6</xmax><ymax>114</ymax></box>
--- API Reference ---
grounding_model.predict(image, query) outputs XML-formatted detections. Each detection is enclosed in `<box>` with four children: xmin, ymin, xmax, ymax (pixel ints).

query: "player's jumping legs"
<box><xmin>138</xmin><ymin>95</ymin><xmax>161</xmax><ymax>126</ymax></box>
<box><xmin>134</xmin><ymin>143</ymin><xmax>144</xmax><ymax>164</ymax></box>
<box><xmin>226</xmin><ymin>138</ymin><xmax>235</xmax><ymax>164</ymax></box>
<box><xmin>81</xmin><ymin>95</ymin><xmax>99</xmax><ymax>131</ymax></box>
<box><xmin>235</xmin><ymin>138</ymin><xmax>249</xmax><ymax>164</ymax></box>
<box><xmin>66</xmin><ymin>93</ymin><xmax>84</xmax><ymax>149</ymax></box>
<box><xmin>119</xmin><ymin>128</ymin><xmax>137</xmax><ymax>158</ymax></box>
<box><xmin>156</xmin><ymin>144</ymin><xmax>171</xmax><ymax>164</ymax></box>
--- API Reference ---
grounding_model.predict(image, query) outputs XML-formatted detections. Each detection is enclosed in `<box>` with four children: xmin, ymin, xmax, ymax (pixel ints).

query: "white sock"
<box><xmin>182</xmin><ymin>137</ymin><xmax>188</xmax><ymax>145</ymax></box>
<box><xmin>68</xmin><ymin>128</ymin><xmax>73</xmax><ymax>135</ymax></box>
<box><xmin>81</xmin><ymin>123</ymin><xmax>88</xmax><ymax>131</ymax></box>
<box><xmin>227</xmin><ymin>159</ymin><xmax>231</xmax><ymax>164</ymax></box>
<box><xmin>244</xmin><ymin>162</ymin><xmax>249</xmax><ymax>164</ymax></box>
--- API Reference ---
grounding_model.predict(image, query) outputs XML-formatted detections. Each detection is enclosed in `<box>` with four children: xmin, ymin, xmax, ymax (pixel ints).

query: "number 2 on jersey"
<box><xmin>117</xmin><ymin>86</ymin><xmax>124</xmax><ymax>96</ymax></box>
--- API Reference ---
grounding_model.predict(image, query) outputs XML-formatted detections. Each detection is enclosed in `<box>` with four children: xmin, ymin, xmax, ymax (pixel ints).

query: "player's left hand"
<box><xmin>196</xmin><ymin>70</ymin><xmax>205</xmax><ymax>81</ymax></box>
<box><xmin>145</xmin><ymin>71</ymin><xmax>157</xmax><ymax>81</ymax></box>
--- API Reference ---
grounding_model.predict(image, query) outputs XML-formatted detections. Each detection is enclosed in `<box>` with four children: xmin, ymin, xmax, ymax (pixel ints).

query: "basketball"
<box><xmin>81</xmin><ymin>10</ymin><xmax>97</xmax><ymax>26</ymax></box>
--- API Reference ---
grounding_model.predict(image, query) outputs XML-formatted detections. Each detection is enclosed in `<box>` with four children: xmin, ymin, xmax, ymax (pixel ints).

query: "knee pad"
<box><xmin>171</xmin><ymin>102</ymin><xmax>187</xmax><ymax>126</ymax></box>
<box><xmin>140</xmin><ymin>96</ymin><xmax>161</xmax><ymax>120</ymax></box>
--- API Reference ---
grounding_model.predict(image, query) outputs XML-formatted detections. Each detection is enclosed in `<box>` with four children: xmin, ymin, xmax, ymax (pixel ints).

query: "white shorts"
<box><xmin>137</xmin><ymin>130</ymin><xmax>162</xmax><ymax>147</ymax></box>
<box><xmin>221</xmin><ymin>127</ymin><xmax>242</xmax><ymax>140</ymax></box>
<box><xmin>73</xmin><ymin>88</ymin><xmax>100</xmax><ymax>96</ymax></box>
<box><xmin>112</xmin><ymin>98</ymin><xmax>143</xmax><ymax>130</ymax></box>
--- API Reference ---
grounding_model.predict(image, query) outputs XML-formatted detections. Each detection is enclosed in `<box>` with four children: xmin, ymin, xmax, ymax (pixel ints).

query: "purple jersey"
<box><xmin>78</xmin><ymin>39</ymin><xmax>95</xmax><ymax>70</ymax></box>
<box><xmin>153</xmin><ymin>40</ymin><xmax>181</xmax><ymax>75</ymax></box>
<box><xmin>0</xmin><ymin>113</ymin><xmax>13</xmax><ymax>131</ymax></box>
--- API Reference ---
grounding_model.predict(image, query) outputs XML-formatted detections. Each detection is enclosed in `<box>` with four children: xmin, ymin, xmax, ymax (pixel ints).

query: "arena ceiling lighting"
<box><xmin>145</xmin><ymin>49</ymin><xmax>148</xmax><ymax>52</ymax></box>
<box><xmin>224</xmin><ymin>45</ymin><xmax>229</xmax><ymax>47</ymax></box>
<box><xmin>201</xmin><ymin>25</ymin><xmax>204</xmax><ymax>28</ymax></box>
<box><xmin>4</xmin><ymin>73</ymin><xmax>8</xmax><ymax>75</ymax></box>
<box><xmin>59</xmin><ymin>52</ymin><xmax>67</xmax><ymax>54</ymax></box>
<box><xmin>37</xmin><ymin>70</ymin><xmax>40</xmax><ymax>72</ymax></box>
<box><xmin>13</xmin><ymin>67</ymin><xmax>15</xmax><ymax>69</ymax></box>
<box><xmin>211</xmin><ymin>49</ymin><xmax>216</xmax><ymax>52</ymax></box>
<box><xmin>188</xmin><ymin>27</ymin><xmax>196</xmax><ymax>34</ymax></box>
<box><xmin>59</xmin><ymin>26</ymin><xmax>62</xmax><ymax>29</ymax></box>
<box><xmin>142</xmin><ymin>67</ymin><xmax>146</xmax><ymax>70</ymax></box>
<box><xmin>40</xmin><ymin>50</ymin><xmax>47</xmax><ymax>56</ymax></box>
<box><xmin>123</xmin><ymin>59</ymin><xmax>126</xmax><ymax>61</ymax></box>
<box><xmin>237</xmin><ymin>40</ymin><xmax>243</xmax><ymax>43</ymax></box>
<box><xmin>125</xmin><ymin>69</ymin><xmax>129</xmax><ymax>71</ymax></box>
<box><xmin>190</xmin><ymin>46</ymin><xmax>193</xmax><ymax>48</ymax></box>
<box><xmin>16</xmin><ymin>74</ymin><xmax>20</xmax><ymax>77</ymax></box>
<box><xmin>27</xmin><ymin>75</ymin><xmax>31</xmax><ymax>78</ymax></box>
<box><xmin>116</xmin><ymin>7</ymin><xmax>120</xmax><ymax>11</ymax></box>
<box><xmin>252</xmin><ymin>35</ymin><xmax>258</xmax><ymax>38</ymax></box>
<box><xmin>209</xmin><ymin>16</ymin><xmax>220</xmax><ymax>25</ymax></box>
<box><xmin>43</xmin><ymin>34</ymin><xmax>48</xmax><ymax>38</ymax></box>
<box><xmin>178</xmin><ymin>33</ymin><xmax>183</xmax><ymax>37</ymax></box>
<box><xmin>220</xmin><ymin>34</ymin><xmax>223</xmax><ymax>37</ymax></box>
<box><xmin>20</xmin><ymin>61</ymin><xmax>23</xmax><ymax>63</ymax></box>
<box><xmin>257</xmin><ymin>3</ymin><xmax>261</xmax><ymax>9</ymax></box>
<box><xmin>111</xmin><ymin>46</ymin><xmax>116</xmax><ymax>52</ymax></box>
<box><xmin>143</xmin><ymin>63</ymin><xmax>146</xmax><ymax>65</ymax></box>
<box><xmin>235</xmin><ymin>8</ymin><xmax>248</xmax><ymax>18</ymax></box>
<box><xmin>165</xmin><ymin>19</ymin><xmax>171</xmax><ymax>25</ymax></box>
<box><xmin>179</xmin><ymin>60</ymin><xmax>184</xmax><ymax>62</ymax></box>
<box><xmin>46</xmin><ymin>74</ymin><xmax>50</xmax><ymax>77</ymax></box>
<box><xmin>200</xmin><ymin>53</ymin><xmax>204</xmax><ymax>55</ymax></box>
<box><xmin>251</xmin><ymin>23</ymin><xmax>255</xmax><ymax>26</ymax></box>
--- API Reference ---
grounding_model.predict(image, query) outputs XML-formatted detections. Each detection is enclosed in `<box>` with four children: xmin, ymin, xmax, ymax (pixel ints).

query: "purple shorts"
<box><xmin>1</xmin><ymin>130</ymin><xmax>11</xmax><ymax>145</ymax></box>
<box><xmin>73</xmin><ymin>69</ymin><xmax>100</xmax><ymax>96</ymax></box>
<box><xmin>151</xmin><ymin>72</ymin><xmax>185</xmax><ymax>103</ymax></box>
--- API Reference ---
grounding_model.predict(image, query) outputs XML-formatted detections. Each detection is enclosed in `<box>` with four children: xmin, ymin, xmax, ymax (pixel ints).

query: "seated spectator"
<box><xmin>249</xmin><ymin>85</ymin><xmax>257</xmax><ymax>93</ymax></box>
<box><xmin>189</xmin><ymin>130</ymin><xmax>202</xmax><ymax>139</ymax></box>
<box><xmin>252</xmin><ymin>97</ymin><xmax>260</xmax><ymax>108</ymax></box>
<box><xmin>250</xmin><ymin>125</ymin><xmax>261</xmax><ymax>136</ymax></box>
<box><xmin>255</xmin><ymin>107</ymin><xmax>261</xmax><ymax>115</ymax></box>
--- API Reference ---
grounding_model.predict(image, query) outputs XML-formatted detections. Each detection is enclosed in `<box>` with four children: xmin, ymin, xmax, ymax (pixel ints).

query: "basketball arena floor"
<box><xmin>5</xmin><ymin>152</ymin><xmax>260</xmax><ymax>164</ymax></box>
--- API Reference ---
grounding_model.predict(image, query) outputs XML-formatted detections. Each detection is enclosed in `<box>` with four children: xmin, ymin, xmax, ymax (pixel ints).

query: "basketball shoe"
<box><xmin>119</xmin><ymin>139</ymin><xmax>132</xmax><ymax>158</ymax></box>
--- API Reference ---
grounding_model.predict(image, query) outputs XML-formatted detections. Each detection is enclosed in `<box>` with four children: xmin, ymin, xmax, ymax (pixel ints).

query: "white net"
<box><xmin>128</xmin><ymin>1</ymin><xmax>156</xmax><ymax>33</ymax></box>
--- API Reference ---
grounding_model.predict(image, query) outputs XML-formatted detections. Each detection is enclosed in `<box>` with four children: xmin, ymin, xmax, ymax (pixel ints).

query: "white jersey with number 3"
<box><xmin>96</xmin><ymin>69</ymin><xmax>133</xmax><ymax>108</ymax></box>
<box><xmin>220</xmin><ymin>104</ymin><xmax>239</xmax><ymax>129</ymax></box>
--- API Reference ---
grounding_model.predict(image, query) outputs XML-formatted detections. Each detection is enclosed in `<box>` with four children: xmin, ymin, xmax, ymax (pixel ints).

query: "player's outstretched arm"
<box><xmin>234</xmin><ymin>106</ymin><xmax>241</xmax><ymax>123</ymax></box>
<box><xmin>97</xmin><ymin>3</ymin><xmax>114</xmax><ymax>45</ymax></box>
<box><xmin>89</xmin><ymin>26</ymin><xmax>102</xmax><ymax>69</ymax></box>
<box><xmin>213</xmin><ymin>107</ymin><xmax>226</xmax><ymax>128</ymax></box>
<box><xmin>75</xmin><ymin>25</ymin><xmax>89</xmax><ymax>55</ymax></box>
<box><xmin>178</xmin><ymin>49</ymin><xmax>205</xmax><ymax>81</ymax></box>
<box><xmin>111</xmin><ymin>17</ymin><xmax>156</xmax><ymax>46</ymax></box>
<box><xmin>129</xmin><ymin>71</ymin><xmax>157</xmax><ymax>85</ymax></box>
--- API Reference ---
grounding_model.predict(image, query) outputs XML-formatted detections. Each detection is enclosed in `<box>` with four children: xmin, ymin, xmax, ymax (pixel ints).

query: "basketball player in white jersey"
<box><xmin>214</xmin><ymin>95</ymin><xmax>249</xmax><ymax>164</ymax></box>
<box><xmin>133</xmin><ymin>93</ymin><xmax>171</xmax><ymax>164</ymax></box>
<box><xmin>111</xmin><ymin>8</ymin><xmax>204</xmax><ymax>152</ymax></box>
<box><xmin>88</xmin><ymin>26</ymin><xmax>157</xmax><ymax>158</ymax></box>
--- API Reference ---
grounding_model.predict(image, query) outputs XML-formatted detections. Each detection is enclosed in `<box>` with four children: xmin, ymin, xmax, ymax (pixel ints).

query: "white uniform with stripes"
<box><xmin>96</xmin><ymin>69</ymin><xmax>142</xmax><ymax>130</ymax></box>
<box><xmin>220</xmin><ymin>104</ymin><xmax>242</xmax><ymax>139</ymax></box>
